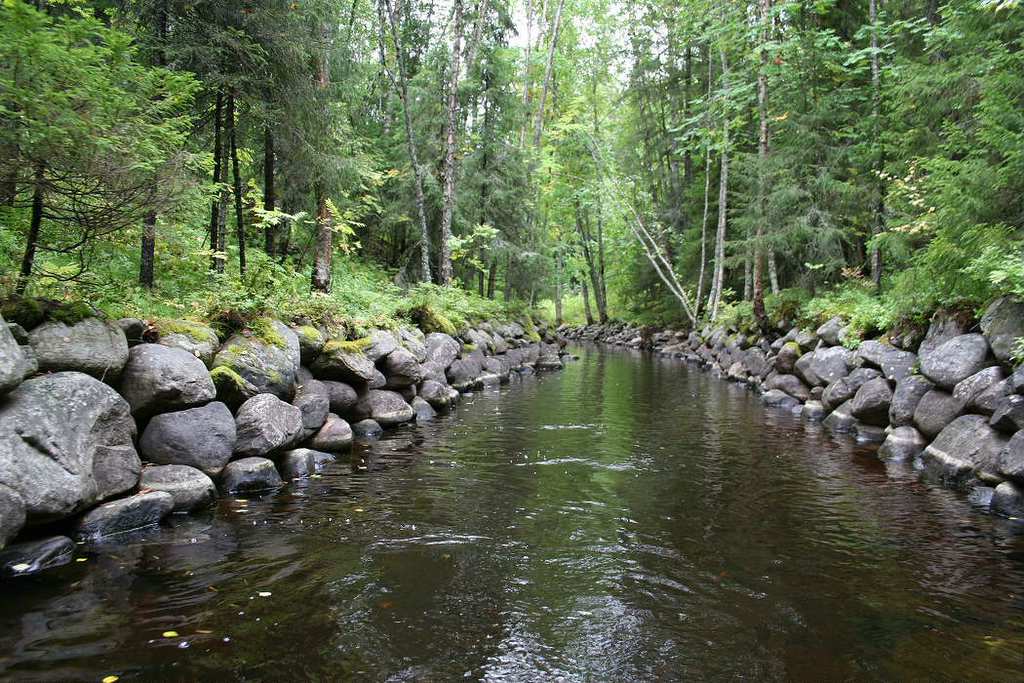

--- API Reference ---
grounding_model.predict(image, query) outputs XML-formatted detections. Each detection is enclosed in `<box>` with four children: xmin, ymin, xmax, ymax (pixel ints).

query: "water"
<box><xmin>2</xmin><ymin>346</ymin><xmax>1024</xmax><ymax>681</ymax></box>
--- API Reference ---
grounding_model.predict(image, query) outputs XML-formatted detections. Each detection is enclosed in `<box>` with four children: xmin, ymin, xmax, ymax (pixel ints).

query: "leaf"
<box><xmin>162</xmin><ymin>631</ymin><xmax>179</xmax><ymax>638</ymax></box>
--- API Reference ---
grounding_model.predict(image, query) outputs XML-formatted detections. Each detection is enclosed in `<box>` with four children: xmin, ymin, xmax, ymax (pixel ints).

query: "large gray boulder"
<box><xmin>919</xmin><ymin>311</ymin><xmax>969</xmax><ymax>358</ymax></box>
<box><xmin>765</xmin><ymin>374</ymin><xmax>810</xmax><ymax>402</ymax></box>
<box><xmin>411</xmin><ymin>396</ymin><xmax>437</xmax><ymax>421</ymax></box>
<box><xmin>972</xmin><ymin>377</ymin><xmax>1013</xmax><ymax>416</ymax></box>
<box><xmin>140</xmin><ymin>465</ymin><xmax>216</xmax><ymax>512</ymax></box>
<box><xmin>447</xmin><ymin>355</ymin><xmax>484</xmax><ymax>391</ymax></box>
<box><xmin>998</xmin><ymin>431</ymin><xmax>1024</xmax><ymax>483</ymax></box>
<box><xmin>0</xmin><ymin>372</ymin><xmax>139</xmax><ymax>531</ymax></box>
<box><xmin>761</xmin><ymin>389</ymin><xmax>801</xmax><ymax>410</ymax></box>
<box><xmin>119</xmin><ymin>344</ymin><xmax>216</xmax><ymax>417</ymax></box>
<box><xmin>849</xmin><ymin>377</ymin><xmax>893</xmax><ymax>427</ymax></box>
<box><xmin>816</xmin><ymin>317</ymin><xmax>845</xmax><ymax>346</ymax></box>
<box><xmin>425</xmin><ymin>332</ymin><xmax>460</xmax><ymax>368</ymax></box>
<box><xmin>292</xmin><ymin>378</ymin><xmax>330</xmax><ymax>439</ymax></box>
<box><xmin>822</xmin><ymin>368</ymin><xmax>882</xmax><ymax>412</ymax></box>
<box><xmin>878</xmin><ymin>426</ymin><xmax>928</xmax><ymax>461</ymax></box>
<box><xmin>323</xmin><ymin>380</ymin><xmax>359</xmax><ymax>415</ymax></box>
<box><xmin>156</xmin><ymin>320</ymin><xmax>219</xmax><ymax>367</ymax></box>
<box><xmin>234</xmin><ymin>394</ymin><xmax>303</xmax><ymax>457</ymax></box>
<box><xmin>353</xmin><ymin>389</ymin><xmax>415</xmax><ymax>426</ymax></box>
<box><xmin>990</xmin><ymin>395</ymin><xmax>1024</xmax><ymax>435</ymax></box>
<box><xmin>75</xmin><ymin>491</ymin><xmax>174</xmax><ymax>541</ymax></box>
<box><xmin>980</xmin><ymin>296</ymin><xmax>1024</xmax><ymax>364</ymax></box>
<box><xmin>991</xmin><ymin>481</ymin><xmax>1024</xmax><ymax>518</ymax></box>
<box><xmin>220</xmin><ymin>457</ymin><xmax>283</xmax><ymax>494</ymax></box>
<box><xmin>953</xmin><ymin>367</ymin><xmax>1006</xmax><ymax>414</ymax></box>
<box><xmin>212</xmin><ymin>319</ymin><xmax>300</xmax><ymax>399</ymax></box>
<box><xmin>0</xmin><ymin>313</ymin><xmax>35</xmax><ymax>395</ymax></box>
<box><xmin>383</xmin><ymin>347</ymin><xmax>423</xmax><ymax>387</ymax></box>
<box><xmin>29</xmin><ymin>318</ymin><xmax>129</xmax><ymax>383</ymax></box>
<box><xmin>919</xmin><ymin>334</ymin><xmax>992</xmax><ymax>389</ymax></box>
<box><xmin>307</xmin><ymin>413</ymin><xmax>353</xmax><ymax>452</ymax></box>
<box><xmin>279</xmin><ymin>448</ymin><xmax>316</xmax><ymax>479</ymax></box>
<box><xmin>823</xmin><ymin>400</ymin><xmax>857</xmax><ymax>433</ymax></box>
<box><xmin>312</xmin><ymin>341</ymin><xmax>377</xmax><ymax>383</ymax></box>
<box><xmin>419</xmin><ymin>379</ymin><xmax>453</xmax><ymax>410</ymax></box>
<box><xmin>797</xmin><ymin>346</ymin><xmax>851</xmax><ymax>387</ymax></box>
<box><xmin>921</xmin><ymin>415</ymin><xmax>1009</xmax><ymax>486</ymax></box>
<box><xmin>913</xmin><ymin>388</ymin><xmax>966</xmax><ymax>438</ymax></box>
<box><xmin>890</xmin><ymin>375</ymin><xmax>933</xmax><ymax>427</ymax></box>
<box><xmin>775</xmin><ymin>342</ymin><xmax>802</xmax><ymax>375</ymax></box>
<box><xmin>399</xmin><ymin>327</ymin><xmax>428</xmax><ymax>362</ymax></box>
<box><xmin>291</xmin><ymin>325</ymin><xmax>325</xmax><ymax>365</ymax></box>
<box><xmin>0</xmin><ymin>485</ymin><xmax>25</xmax><ymax>549</ymax></box>
<box><xmin>364</xmin><ymin>329</ymin><xmax>400</xmax><ymax>362</ymax></box>
<box><xmin>352</xmin><ymin>419</ymin><xmax>383</xmax><ymax>439</ymax></box>
<box><xmin>139</xmin><ymin>401</ymin><xmax>236</xmax><ymax>476</ymax></box>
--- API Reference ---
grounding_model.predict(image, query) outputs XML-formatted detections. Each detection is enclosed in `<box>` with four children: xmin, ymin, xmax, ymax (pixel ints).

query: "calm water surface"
<box><xmin>2</xmin><ymin>346</ymin><xmax>1024</xmax><ymax>681</ymax></box>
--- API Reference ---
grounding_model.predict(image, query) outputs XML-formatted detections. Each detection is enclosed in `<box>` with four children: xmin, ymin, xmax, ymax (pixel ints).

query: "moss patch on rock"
<box><xmin>247</xmin><ymin>317</ymin><xmax>288</xmax><ymax>349</ymax></box>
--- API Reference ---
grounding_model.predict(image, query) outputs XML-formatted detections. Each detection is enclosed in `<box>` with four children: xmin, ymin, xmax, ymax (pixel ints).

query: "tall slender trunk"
<box><xmin>437</xmin><ymin>0</ymin><xmax>465</xmax><ymax>285</ymax></box>
<box><xmin>209</xmin><ymin>90</ymin><xmax>226</xmax><ymax>273</ymax></box>
<box><xmin>532</xmin><ymin>0</ymin><xmax>565</xmax><ymax>148</ymax></box>
<box><xmin>139</xmin><ymin>0</ymin><xmax>167</xmax><ymax>287</ymax></box>
<box><xmin>263</xmin><ymin>125</ymin><xmax>276</xmax><ymax>256</ymax></box>
<box><xmin>708</xmin><ymin>49</ymin><xmax>730</xmax><ymax>321</ymax></box>
<box><xmin>582</xmin><ymin>279</ymin><xmax>594</xmax><ymax>325</ymax></box>
<box><xmin>554</xmin><ymin>250</ymin><xmax>563</xmax><ymax>325</ymax></box>
<box><xmin>752</xmin><ymin>0</ymin><xmax>772</xmax><ymax>326</ymax></box>
<box><xmin>486</xmin><ymin>258</ymin><xmax>498</xmax><ymax>299</ymax></box>
<box><xmin>228</xmin><ymin>91</ymin><xmax>246</xmax><ymax>275</ymax></box>
<box><xmin>869</xmin><ymin>0</ymin><xmax>884</xmax><ymax>289</ymax></box>
<box><xmin>518</xmin><ymin>0</ymin><xmax>534</xmax><ymax>147</ymax></box>
<box><xmin>16</xmin><ymin>162</ymin><xmax>44</xmax><ymax>295</ymax></box>
<box><xmin>311</xmin><ymin>25</ymin><xmax>333</xmax><ymax>293</ymax></box>
<box><xmin>695</xmin><ymin>47</ymin><xmax>713</xmax><ymax>318</ymax></box>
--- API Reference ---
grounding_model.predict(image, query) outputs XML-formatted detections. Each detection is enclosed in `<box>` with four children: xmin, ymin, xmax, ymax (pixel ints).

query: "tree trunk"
<box><xmin>263</xmin><ymin>125</ymin><xmax>275</xmax><ymax>256</ymax></box>
<box><xmin>752</xmin><ymin>0</ymin><xmax>771</xmax><ymax>327</ymax></box>
<box><xmin>311</xmin><ymin>25</ymin><xmax>333</xmax><ymax>293</ymax></box>
<box><xmin>228</xmin><ymin>91</ymin><xmax>246</xmax><ymax>275</ymax></box>
<box><xmin>869</xmin><ymin>0</ymin><xmax>884</xmax><ymax>289</ymax></box>
<box><xmin>554</xmin><ymin>250</ymin><xmax>563</xmax><ymax>325</ymax></box>
<box><xmin>708</xmin><ymin>48</ymin><xmax>730</xmax><ymax>321</ymax></box>
<box><xmin>486</xmin><ymin>258</ymin><xmax>498</xmax><ymax>299</ymax></box>
<box><xmin>16</xmin><ymin>163</ymin><xmax>44</xmax><ymax>295</ymax></box>
<box><xmin>582</xmin><ymin>279</ymin><xmax>594</xmax><ymax>325</ymax></box>
<box><xmin>139</xmin><ymin>211</ymin><xmax>156</xmax><ymax>288</ymax></box>
<box><xmin>696</xmin><ymin>149</ymin><xmax>712</xmax><ymax>318</ymax></box>
<box><xmin>437</xmin><ymin>0</ymin><xmax>465</xmax><ymax>285</ymax></box>
<box><xmin>209</xmin><ymin>90</ymin><xmax>225</xmax><ymax>273</ymax></box>
<box><xmin>532</xmin><ymin>0</ymin><xmax>565</xmax><ymax>149</ymax></box>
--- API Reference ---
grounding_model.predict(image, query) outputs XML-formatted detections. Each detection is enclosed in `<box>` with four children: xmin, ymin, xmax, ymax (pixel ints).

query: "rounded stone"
<box><xmin>220</xmin><ymin>457</ymin><xmax>283</xmax><ymax>494</ymax></box>
<box><xmin>140</xmin><ymin>464</ymin><xmax>217</xmax><ymax>512</ymax></box>
<box><xmin>139</xmin><ymin>401</ymin><xmax>236</xmax><ymax>476</ymax></box>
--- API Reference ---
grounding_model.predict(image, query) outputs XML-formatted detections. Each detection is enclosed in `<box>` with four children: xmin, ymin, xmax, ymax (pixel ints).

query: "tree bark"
<box><xmin>139</xmin><ymin>211</ymin><xmax>156</xmax><ymax>288</ymax></box>
<box><xmin>16</xmin><ymin>162</ymin><xmax>44</xmax><ymax>295</ymax></box>
<box><xmin>554</xmin><ymin>250</ymin><xmax>563</xmax><ymax>325</ymax></box>
<box><xmin>532</xmin><ymin>0</ymin><xmax>565</xmax><ymax>149</ymax></box>
<box><xmin>263</xmin><ymin>125</ymin><xmax>275</xmax><ymax>256</ymax></box>
<box><xmin>708</xmin><ymin>49</ymin><xmax>730</xmax><ymax>321</ymax></box>
<box><xmin>752</xmin><ymin>0</ymin><xmax>771</xmax><ymax>327</ymax></box>
<box><xmin>486</xmin><ymin>258</ymin><xmax>498</xmax><ymax>299</ymax></box>
<box><xmin>311</xmin><ymin>25</ymin><xmax>333</xmax><ymax>293</ymax></box>
<box><xmin>209</xmin><ymin>90</ymin><xmax>225</xmax><ymax>273</ymax></box>
<box><xmin>437</xmin><ymin>0</ymin><xmax>465</xmax><ymax>285</ymax></box>
<box><xmin>582</xmin><ymin>279</ymin><xmax>594</xmax><ymax>325</ymax></box>
<box><xmin>228</xmin><ymin>91</ymin><xmax>246</xmax><ymax>275</ymax></box>
<box><xmin>869</xmin><ymin>0</ymin><xmax>884</xmax><ymax>289</ymax></box>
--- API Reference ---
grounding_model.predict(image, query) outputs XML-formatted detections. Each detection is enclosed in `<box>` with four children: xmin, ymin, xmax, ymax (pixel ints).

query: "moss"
<box><xmin>48</xmin><ymin>300</ymin><xmax>95</xmax><ymax>326</ymax></box>
<box><xmin>783</xmin><ymin>340</ymin><xmax>801</xmax><ymax>354</ymax></box>
<box><xmin>295</xmin><ymin>325</ymin><xmax>322</xmax><ymax>344</ymax></box>
<box><xmin>210</xmin><ymin>365</ymin><xmax>250</xmax><ymax>391</ymax></box>
<box><xmin>405</xmin><ymin>304</ymin><xmax>457</xmax><ymax>336</ymax></box>
<box><xmin>247</xmin><ymin>317</ymin><xmax>287</xmax><ymax>349</ymax></box>
<box><xmin>462</xmin><ymin>343</ymin><xmax>478</xmax><ymax>353</ymax></box>
<box><xmin>522</xmin><ymin>317</ymin><xmax>542</xmax><ymax>343</ymax></box>
<box><xmin>1</xmin><ymin>297</ymin><xmax>45</xmax><ymax>329</ymax></box>
<box><xmin>322</xmin><ymin>336</ymin><xmax>373</xmax><ymax>355</ymax></box>
<box><xmin>156</xmin><ymin>318</ymin><xmax>219</xmax><ymax>345</ymax></box>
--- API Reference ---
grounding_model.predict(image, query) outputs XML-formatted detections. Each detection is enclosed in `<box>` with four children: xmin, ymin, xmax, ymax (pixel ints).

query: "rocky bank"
<box><xmin>0</xmin><ymin>312</ymin><xmax>568</xmax><ymax>576</ymax></box>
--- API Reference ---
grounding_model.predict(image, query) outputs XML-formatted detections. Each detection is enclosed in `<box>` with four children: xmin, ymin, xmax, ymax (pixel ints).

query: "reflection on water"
<box><xmin>2</xmin><ymin>345</ymin><xmax>1023</xmax><ymax>681</ymax></box>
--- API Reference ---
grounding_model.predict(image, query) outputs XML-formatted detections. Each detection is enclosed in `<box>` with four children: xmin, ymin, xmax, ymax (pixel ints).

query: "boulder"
<box><xmin>420</xmin><ymin>379</ymin><xmax>452</xmax><ymax>409</ymax></box>
<box><xmin>352</xmin><ymin>418</ymin><xmax>383</xmax><ymax>439</ymax></box>
<box><xmin>765</xmin><ymin>374</ymin><xmax>810</xmax><ymax>402</ymax></box>
<box><xmin>399</xmin><ymin>327</ymin><xmax>428</xmax><ymax>362</ymax></box>
<box><xmin>536</xmin><ymin>351</ymin><xmax>563</xmax><ymax>370</ymax></box>
<box><xmin>212</xmin><ymin>319</ymin><xmax>300</xmax><ymax>399</ymax></box>
<box><xmin>323</xmin><ymin>380</ymin><xmax>359</xmax><ymax>415</ymax></box>
<box><xmin>0</xmin><ymin>536</ymin><xmax>74</xmax><ymax>577</ymax></box>
<box><xmin>801</xmin><ymin>401</ymin><xmax>827</xmax><ymax>421</ymax></box>
<box><xmin>919</xmin><ymin>310</ymin><xmax>969</xmax><ymax>358</ymax></box>
<box><xmin>760</xmin><ymin>389</ymin><xmax>800</xmax><ymax>410</ymax></box>
<box><xmin>292</xmin><ymin>378</ymin><xmax>330</xmax><ymax>439</ymax></box>
<box><xmin>0</xmin><ymin>372</ymin><xmax>139</xmax><ymax>528</ymax></box>
<box><xmin>411</xmin><ymin>396</ymin><xmax>437</xmax><ymax>421</ymax></box>
<box><xmin>919</xmin><ymin>334</ymin><xmax>992</xmax><ymax>389</ymax></box>
<box><xmin>878</xmin><ymin>349</ymin><xmax>918</xmax><ymax>382</ymax></box>
<box><xmin>307</xmin><ymin>413</ymin><xmax>353</xmax><ymax>452</ymax></box>
<box><xmin>0</xmin><ymin>312</ymin><xmax>35</xmax><ymax>395</ymax></box>
<box><xmin>234</xmin><ymin>394</ymin><xmax>304</xmax><ymax>457</ymax></box>
<box><xmin>384</xmin><ymin>347</ymin><xmax>423</xmax><ymax>387</ymax></box>
<box><xmin>913</xmin><ymin>389</ymin><xmax>966</xmax><ymax>438</ymax></box>
<box><xmin>972</xmin><ymin>378</ymin><xmax>1012</xmax><ymax>416</ymax></box>
<box><xmin>878</xmin><ymin>426</ymin><xmax>927</xmax><ymax>461</ymax></box>
<box><xmin>156</xmin><ymin>320</ymin><xmax>219</xmax><ymax>367</ymax></box>
<box><xmin>855</xmin><ymin>423</ymin><xmax>886</xmax><ymax>444</ymax></box>
<box><xmin>823</xmin><ymin>400</ymin><xmax>857</xmax><ymax>433</ymax></box>
<box><xmin>75</xmin><ymin>491</ymin><xmax>174</xmax><ymax>541</ymax></box>
<box><xmin>312</xmin><ymin>341</ymin><xmax>378</xmax><ymax>384</ymax></box>
<box><xmin>775</xmin><ymin>342</ymin><xmax>802</xmax><ymax>374</ymax></box>
<box><xmin>890</xmin><ymin>375</ymin><xmax>933</xmax><ymax>427</ymax></box>
<box><xmin>822</xmin><ymin>368</ymin><xmax>882</xmax><ymax>412</ymax></box>
<box><xmin>140</xmin><ymin>465</ymin><xmax>216</xmax><ymax>512</ymax></box>
<box><xmin>363</xmin><ymin>329</ymin><xmax>400</xmax><ymax>362</ymax></box>
<box><xmin>292</xmin><ymin>325</ymin><xmax>325</xmax><ymax>365</ymax></box>
<box><xmin>980</xmin><ymin>296</ymin><xmax>1024</xmax><ymax>364</ymax></box>
<box><xmin>990</xmin><ymin>481</ymin><xmax>1024</xmax><ymax>518</ymax></box>
<box><xmin>921</xmin><ymin>415</ymin><xmax>1009</xmax><ymax>487</ymax></box>
<box><xmin>849</xmin><ymin>377</ymin><xmax>894</xmax><ymax>427</ymax></box>
<box><xmin>279</xmin><ymin>448</ymin><xmax>317</xmax><ymax>479</ymax></box>
<box><xmin>447</xmin><ymin>356</ymin><xmax>483</xmax><ymax>391</ymax></box>
<box><xmin>1011</xmin><ymin>367</ymin><xmax>1024</xmax><ymax>395</ymax></box>
<box><xmin>742</xmin><ymin>348</ymin><xmax>768</xmax><ymax>378</ymax></box>
<box><xmin>139</xmin><ymin>401</ymin><xmax>236</xmax><ymax>476</ymax></box>
<box><xmin>353</xmin><ymin>389</ymin><xmax>414</xmax><ymax>426</ymax></box>
<box><xmin>0</xmin><ymin>485</ymin><xmax>25</xmax><ymax>549</ymax></box>
<box><xmin>794</xmin><ymin>330</ymin><xmax>818</xmax><ymax>350</ymax></box>
<box><xmin>816</xmin><ymin>317</ymin><xmax>845</xmax><ymax>346</ymax></box>
<box><xmin>117</xmin><ymin>317</ymin><xmax>146</xmax><ymax>346</ymax></box>
<box><xmin>952</xmin><ymin>367</ymin><xmax>1006</xmax><ymax>412</ymax></box>
<box><xmin>208</xmin><ymin>365</ymin><xmax>260</xmax><ymax>412</ymax></box>
<box><xmin>220</xmin><ymin>457</ymin><xmax>283</xmax><ymax>494</ymax></box>
<box><xmin>29</xmin><ymin>318</ymin><xmax>129</xmax><ymax>382</ymax></box>
<box><xmin>809</xmin><ymin>346</ymin><xmax>852</xmax><ymax>386</ymax></box>
<box><xmin>990</xmin><ymin>395</ymin><xmax>1024</xmax><ymax>434</ymax></box>
<box><xmin>998</xmin><ymin>431</ymin><xmax>1024</xmax><ymax>483</ymax></box>
<box><xmin>119</xmin><ymin>344</ymin><xmax>216</xmax><ymax>417</ymax></box>
<box><xmin>425</xmin><ymin>332</ymin><xmax>461</xmax><ymax>368</ymax></box>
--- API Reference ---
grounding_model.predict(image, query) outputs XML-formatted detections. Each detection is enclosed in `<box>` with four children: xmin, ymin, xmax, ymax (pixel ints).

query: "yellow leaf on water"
<box><xmin>102</xmin><ymin>676</ymin><xmax>120</xmax><ymax>683</ymax></box>
<box><xmin>353</xmin><ymin>507</ymin><xmax>365</xmax><ymax>513</ymax></box>
<box><xmin>162</xmin><ymin>631</ymin><xmax>179</xmax><ymax>638</ymax></box>
<box><xmin>75</xmin><ymin>558</ymin><xmax>87</xmax><ymax>563</ymax></box>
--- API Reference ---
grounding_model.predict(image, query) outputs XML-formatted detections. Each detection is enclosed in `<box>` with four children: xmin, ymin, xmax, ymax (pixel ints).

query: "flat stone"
<box><xmin>220</xmin><ymin>457</ymin><xmax>283</xmax><ymax>494</ymax></box>
<box><xmin>140</xmin><ymin>465</ymin><xmax>216</xmax><ymax>512</ymax></box>
<box><xmin>75</xmin><ymin>491</ymin><xmax>174</xmax><ymax>541</ymax></box>
<box><xmin>0</xmin><ymin>536</ymin><xmax>75</xmax><ymax>577</ymax></box>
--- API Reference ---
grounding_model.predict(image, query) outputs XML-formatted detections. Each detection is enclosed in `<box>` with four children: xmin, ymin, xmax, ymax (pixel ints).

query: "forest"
<box><xmin>1</xmin><ymin>0</ymin><xmax>1022</xmax><ymax>345</ymax></box>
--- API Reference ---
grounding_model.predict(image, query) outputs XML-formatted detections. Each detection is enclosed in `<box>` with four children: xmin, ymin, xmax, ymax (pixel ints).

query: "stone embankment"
<box><xmin>562</xmin><ymin>296</ymin><xmax>1024</xmax><ymax>521</ymax></box>
<box><xmin>0</xmin><ymin>312</ymin><xmax>568</xmax><ymax>576</ymax></box>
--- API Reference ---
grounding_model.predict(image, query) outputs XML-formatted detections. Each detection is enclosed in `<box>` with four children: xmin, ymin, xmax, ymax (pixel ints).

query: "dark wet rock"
<box><xmin>0</xmin><ymin>485</ymin><xmax>25</xmax><ymax>549</ymax></box>
<box><xmin>312</xmin><ymin>341</ymin><xmax>377</xmax><ymax>384</ymax></box>
<box><xmin>117</xmin><ymin>317</ymin><xmax>146</xmax><ymax>346</ymax></box>
<box><xmin>990</xmin><ymin>395</ymin><xmax>1024</xmax><ymax>434</ymax></box>
<box><xmin>809</xmin><ymin>346</ymin><xmax>853</xmax><ymax>386</ymax></box>
<box><xmin>802</xmin><ymin>401</ymin><xmax>827</xmax><ymax>421</ymax></box>
<box><xmin>425</xmin><ymin>332</ymin><xmax>461</xmax><ymax>368</ymax></box>
<box><xmin>991</xmin><ymin>481</ymin><xmax>1024</xmax><ymax>518</ymax></box>
<box><xmin>761</xmin><ymin>389</ymin><xmax>800</xmax><ymax>410</ymax></box>
<box><xmin>75</xmin><ymin>491</ymin><xmax>174</xmax><ymax>541</ymax></box>
<box><xmin>7</xmin><ymin>321</ymin><xmax>29</xmax><ymax>345</ymax></box>
<box><xmin>383</xmin><ymin>346</ymin><xmax>423</xmax><ymax>387</ymax></box>
<box><xmin>0</xmin><ymin>535</ymin><xmax>75</xmax><ymax>576</ymax></box>
<box><xmin>776</xmin><ymin>342</ymin><xmax>802</xmax><ymax>374</ymax></box>
<box><xmin>536</xmin><ymin>351</ymin><xmax>563</xmax><ymax>370</ymax></box>
<box><xmin>368</xmin><ymin>368</ymin><xmax>387</xmax><ymax>389</ymax></box>
<box><xmin>119</xmin><ymin>344</ymin><xmax>216</xmax><ymax>417</ymax></box>
<box><xmin>854</xmin><ymin>423</ymin><xmax>886</xmax><ymax>444</ymax></box>
<box><xmin>139</xmin><ymin>401</ymin><xmax>236</xmax><ymax>476</ymax></box>
<box><xmin>447</xmin><ymin>355</ymin><xmax>483</xmax><ymax>391</ymax></box>
<box><xmin>292</xmin><ymin>378</ymin><xmax>330</xmax><ymax>438</ymax></box>
<box><xmin>823</xmin><ymin>400</ymin><xmax>857</xmax><ymax>433</ymax></box>
<box><xmin>972</xmin><ymin>377</ymin><xmax>1012</xmax><ymax>416</ymax></box>
<box><xmin>0</xmin><ymin>313</ymin><xmax>35</xmax><ymax>395</ymax></box>
<box><xmin>1011</xmin><ymin>367</ymin><xmax>1024</xmax><ymax>395</ymax></box>
<box><xmin>822</xmin><ymin>368</ymin><xmax>882</xmax><ymax>412</ymax></box>
<box><xmin>234</xmin><ymin>394</ymin><xmax>303</xmax><ymax>457</ymax></box>
<box><xmin>157</xmin><ymin>320</ymin><xmax>219</xmax><ymax>367</ymax></box>
<box><xmin>0</xmin><ymin>372</ymin><xmax>139</xmax><ymax>530</ymax></box>
<box><xmin>220</xmin><ymin>457</ymin><xmax>283</xmax><ymax>494</ymax></box>
<box><xmin>919</xmin><ymin>334</ymin><xmax>992</xmax><ymax>390</ymax></box>
<box><xmin>921</xmin><ymin>415</ymin><xmax>1009</xmax><ymax>487</ymax></box>
<box><xmin>913</xmin><ymin>388</ymin><xmax>966</xmax><ymax>438</ymax></box>
<box><xmin>209</xmin><ymin>365</ymin><xmax>259</xmax><ymax>412</ymax></box>
<box><xmin>353</xmin><ymin>389</ymin><xmax>414</xmax><ymax>426</ymax></box>
<box><xmin>420</xmin><ymin>379</ymin><xmax>453</xmax><ymax>409</ymax></box>
<box><xmin>352</xmin><ymin>419</ymin><xmax>383</xmax><ymax>439</ymax></box>
<box><xmin>292</xmin><ymin>325</ymin><xmax>325</xmax><ymax>365</ymax></box>
<box><xmin>850</xmin><ymin>377</ymin><xmax>893</xmax><ymax>427</ymax></box>
<box><xmin>364</xmin><ymin>329</ymin><xmax>400</xmax><ymax>362</ymax></box>
<box><xmin>212</xmin><ymin>320</ymin><xmax>300</xmax><ymax>399</ymax></box>
<box><xmin>980</xmin><ymin>296</ymin><xmax>1024</xmax><ymax>364</ymax></box>
<box><xmin>794</xmin><ymin>330</ymin><xmax>818</xmax><ymax>351</ymax></box>
<box><xmin>727</xmin><ymin>362</ymin><xmax>746</xmax><ymax>382</ymax></box>
<box><xmin>968</xmin><ymin>484</ymin><xmax>996</xmax><ymax>509</ymax></box>
<box><xmin>952</xmin><ymin>367</ymin><xmax>1005</xmax><ymax>412</ymax></box>
<box><xmin>919</xmin><ymin>310</ymin><xmax>969</xmax><ymax>358</ymax></box>
<box><xmin>998</xmin><ymin>431</ymin><xmax>1024</xmax><ymax>483</ymax></box>
<box><xmin>140</xmin><ymin>464</ymin><xmax>216</xmax><ymax>512</ymax></box>
<box><xmin>765</xmin><ymin>374</ymin><xmax>810</xmax><ymax>402</ymax></box>
<box><xmin>323</xmin><ymin>380</ymin><xmax>359</xmax><ymax>415</ymax></box>
<box><xmin>878</xmin><ymin>426</ymin><xmax>928</xmax><ymax>461</ymax></box>
<box><xmin>855</xmin><ymin>340</ymin><xmax>890</xmax><ymax>369</ymax></box>
<box><xmin>889</xmin><ymin>375</ymin><xmax>933</xmax><ymax>427</ymax></box>
<box><xmin>307</xmin><ymin>413</ymin><xmax>353</xmax><ymax>452</ymax></box>
<box><xmin>816</xmin><ymin>317</ymin><xmax>845</xmax><ymax>346</ymax></box>
<box><xmin>742</xmin><ymin>348</ymin><xmax>768</xmax><ymax>378</ymax></box>
<box><xmin>278</xmin><ymin>448</ymin><xmax>317</xmax><ymax>479</ymax></box>
<box><xmin>29</xmin><ymin>318</ymin><xmax>129</xmax><ymax>383</ymax></box>
<box><xmin>411</xmin><ymin>396</ymin><xmax>437</xmax><ymax>421</ymax></box>
<box><xmin>482</xmin><ymin>356</ymin><xmax>507</xmax><ymax>383</ymax></box>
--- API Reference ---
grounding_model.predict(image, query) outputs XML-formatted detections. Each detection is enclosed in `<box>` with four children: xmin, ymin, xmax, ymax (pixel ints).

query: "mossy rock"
<box><xmin>211</xmin><ymin>319</ymin><xmax>300</xmax><ymax>399</ymax></box>
<box><xmin>293</xmin><ymin>324</ymin><xmax>325</xmax><ymax>364</ymax></box>
<box><xmin>210</xmin><ymin>365</ymin><xmax>259</xmax><ymax>412</ymax></box>
<box><xmin>156</xmin><ymin>319</ymin><xmax>220</xmax><ymax>367</ymax></box>
<box><xmin>0</xmin><ymin>298</ymin><xmax>45</xmax><ymax>330</ymax></box>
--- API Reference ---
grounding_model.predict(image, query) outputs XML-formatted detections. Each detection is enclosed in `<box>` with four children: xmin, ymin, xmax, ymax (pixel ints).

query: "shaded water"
<box><xmin>2</xmin><ymin>346</ymin><xmax>1024</xmax><ymax>681</ymax></box>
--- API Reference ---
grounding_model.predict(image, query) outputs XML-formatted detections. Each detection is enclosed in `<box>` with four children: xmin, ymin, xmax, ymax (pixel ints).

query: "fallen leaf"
<box><xmin>162</xmin><ymin>631</ymin><xmax>179</xmax><ymax>638</ymax></box>
<box><xmin>257</xmin><ymin>591</ymin><xmax>272</xmax><ymax>597</ymax></box>
<box><xmin>102</xmin><ymin>676</ymin><xmax>120</xmax><ymax>683</ymax></box>
<box><xmin>353</xmin><ymin>507</ymin><xmax>365</xmax><ymax>513</ymax></box>
<box><xmin>75</xmin><ymin>558</ymin><xmax>87</xmax><ymax>563</ymax></box>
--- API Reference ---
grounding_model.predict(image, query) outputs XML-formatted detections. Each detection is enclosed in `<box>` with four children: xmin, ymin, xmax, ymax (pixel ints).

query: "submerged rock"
<box><xmin>75</xmin><ymin>491</ymin><xmax>174</xmax><ymax>541</ymax></box>
<box><xmin>139</xmin><ymin>401</ymin><xmax>236</xmax><ymax>476</ymax></box>
<box><xmin>279</xmin><ymin>448</ymin><xmax>322</xmax><ymax>479</ymax></box>
<box><xmin>140</xmin><ymin>465</ymin><xmax>216</xmax><ymax>512</ymax></box>
<box><xmin>220</xmin><ymin>457</ymin><xmax>283</xmax><ymax>494</ymax></box>
<box><xmin>0</xmin><ymin>536</ymin><xmax>75</xmax><ymax>577</ymax></box>
<box><xmin>878</xmin><ymin>426</ymin><xmax>928</xmax><ymax>461</ymax></box>
<box><xmin>352</xmin><ymin>419</ymin><xmax>384</xmax><ymax>439</ymax></box>
<box><xmin>990</xmin><ymin>481</ymin><xmax>1024</xmax><ymax>519</ymax></box>
<box><xmin>411</xmin><ymin>396</ymin><xmax>437</xmax><ymax>421</ymax></box>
